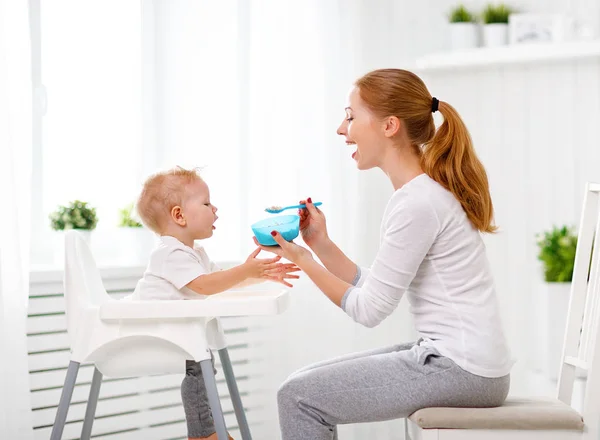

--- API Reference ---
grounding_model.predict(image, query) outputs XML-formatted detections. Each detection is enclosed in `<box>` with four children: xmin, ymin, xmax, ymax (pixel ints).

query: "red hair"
<box><xmin>136</xmin><ymin>166</ymin><xmax>202</xmax><ymax>233</ymax></box>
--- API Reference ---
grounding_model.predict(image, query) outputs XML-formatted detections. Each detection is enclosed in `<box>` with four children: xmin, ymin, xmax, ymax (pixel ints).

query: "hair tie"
<box><xmin>431</xmin><ymin>97</ymin><xmax>439</xmax><ymax>113</ymax></box>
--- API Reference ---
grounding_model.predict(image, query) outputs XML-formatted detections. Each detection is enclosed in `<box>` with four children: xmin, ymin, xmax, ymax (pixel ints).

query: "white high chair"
<box><xmin>50</xmin><ymin>230</ymin><xmax>290</xmax><ymax>440</ymax></box>
<box><xmin>406</xmin><ymin>182</ymin><xmax>600</xmax><ymax>440</ymax></box>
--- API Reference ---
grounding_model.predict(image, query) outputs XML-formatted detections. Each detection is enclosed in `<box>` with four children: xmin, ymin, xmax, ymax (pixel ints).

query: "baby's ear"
<box><xmin>171</xmin><ymin>206</ymin><xmax>186</xmax><ymax>225</ymax></box>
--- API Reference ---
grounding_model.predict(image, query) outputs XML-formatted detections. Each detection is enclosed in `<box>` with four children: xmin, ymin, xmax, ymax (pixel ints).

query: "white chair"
<box><xmin>50</xmin><ymin>230</ymin><xmax>290</xmax><ymax>440</ymax></box>
<box><xmin>407</xmin><ymin>182</ymin><xmax>600</xmax><ymax>440</ymax></box>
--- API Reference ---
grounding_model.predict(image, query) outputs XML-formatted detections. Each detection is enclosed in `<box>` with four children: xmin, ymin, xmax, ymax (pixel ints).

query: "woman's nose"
<box><xmin>336</xmin><ymin>120</ymin><xmax>346</xmax><ymax>136</ymax></box>
<box><xmin>213</xmin><ymin>205</ymin><xmax>218</xmax><ymax>213</ymax></box>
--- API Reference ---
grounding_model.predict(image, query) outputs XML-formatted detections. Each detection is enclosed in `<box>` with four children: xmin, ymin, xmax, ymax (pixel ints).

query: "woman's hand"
<box><xmin>257</xmin><ymin>233</ymin><xmax>351</xmax><ymax>308</ymax></box>
<box><xmin>298</xmin><ymin>198</ymin><xmax>329</xmax><ymax>250</ymax></box>
<box><xmin>253</xmin><ymin>232</ymin><xmax>313</xmax><ymax>266</ymax></box>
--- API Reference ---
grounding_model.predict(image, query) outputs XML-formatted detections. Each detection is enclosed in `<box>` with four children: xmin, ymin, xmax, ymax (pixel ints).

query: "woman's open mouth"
<box><xmin>346</xmin><ymin>141</ymin><xmax>357</xmax><ymax>159</ymax></box>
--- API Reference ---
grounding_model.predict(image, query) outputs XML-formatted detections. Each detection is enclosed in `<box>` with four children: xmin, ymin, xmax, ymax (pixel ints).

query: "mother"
<box><xmin>258</xmin><ymin>69</ymin><xmax>513</xmax><ymax>440</ymax></box>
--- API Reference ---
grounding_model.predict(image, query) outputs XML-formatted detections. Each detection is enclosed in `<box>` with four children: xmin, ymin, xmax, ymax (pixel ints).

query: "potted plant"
<box><xmin>482</xmin><ymin>3</ymin><xmax>513</xmax><ymax>47</ymax></box>
<box><xmin>49</xmin><ymin>200</ymin><xmax>98</xmax><ymax>264</ymax></box>
<box><xmin>50</xmin><ymin>200</ymin><xmax>98</xmax><ymax>237</ymax></box>
<box><xmin>118</xmin><ymin>202</ymin><xmax>143</xmax><ymax>228</ymax></box>
<box><xmin>536</xmin><ymin>225</ymin><xmax>577</xmax><ymax>380</ymax></box>
<box><xmin>117</xmin><ymin>202</ymin><xmax>156</xmax><ymax>264</ymax></box>
<box><xmin>448</xmin><ymin>5</ymin><xmax>479</xmax><ymax>51</ymax></box>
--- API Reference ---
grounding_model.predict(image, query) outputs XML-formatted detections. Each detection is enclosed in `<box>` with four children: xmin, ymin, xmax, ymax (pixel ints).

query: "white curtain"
<box><xmin>0</xmin><ymin>0</ymin><xmax>34</xmax><ymax>438</ymax></box>
<box><xmin>150</xmin><ymin>0</ymin><xmax>372</xmax><ymax>260</ymax></box>
<box><xmin>149</xmin><ymin>1</ymin><xmax>413</xmax><ymax>437</ymax></box>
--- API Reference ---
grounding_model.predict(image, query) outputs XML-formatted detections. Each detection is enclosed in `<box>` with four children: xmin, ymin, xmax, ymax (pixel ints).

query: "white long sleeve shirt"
<box><xmin>342</xmin><ymin>174</ymin><xmax>513</xmax><ymax>378</ymax></box>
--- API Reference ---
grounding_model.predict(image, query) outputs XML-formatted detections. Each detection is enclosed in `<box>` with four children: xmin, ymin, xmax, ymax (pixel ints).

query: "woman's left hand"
<box><xmin>253</xmin><ymin>231</ymin><xmax>313</xmax><ymax>265</ymax></box>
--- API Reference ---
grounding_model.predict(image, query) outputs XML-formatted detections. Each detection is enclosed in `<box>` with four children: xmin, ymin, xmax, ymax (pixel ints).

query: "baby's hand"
<box><xmin>242</xmin><ymin>248</ymin><xmax>301</xmax><ymax>287</ymax></box>
<box><xmin>261</xmin><ymin>262</ymin><xmax>301</xmax><ymax>287</ymax></box>
<box><xmin>242</xmin><ymin>247</ymin><xmax>283</xmax><ymax>279</ymax></box>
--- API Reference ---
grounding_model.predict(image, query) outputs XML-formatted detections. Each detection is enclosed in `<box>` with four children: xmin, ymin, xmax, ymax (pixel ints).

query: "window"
<box><xmin>31</xmin><ymin>1</ymin><xmax>143</xmax><ymax>266</ymax></box>
<box><xmin>30</xmin><ymin>1</ymin><xmax>247</xmax><ymax>267</ymax></box>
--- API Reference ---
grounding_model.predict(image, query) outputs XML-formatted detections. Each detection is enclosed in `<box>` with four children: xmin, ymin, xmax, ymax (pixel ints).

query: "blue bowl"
<box><xmin>251</xmin><ymin>214</ymin><xmax>300</xmax><ymax>246</ymax></box>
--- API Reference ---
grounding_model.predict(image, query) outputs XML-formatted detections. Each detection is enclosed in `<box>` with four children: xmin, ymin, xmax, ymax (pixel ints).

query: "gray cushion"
<box><xmin>409</xmin><ymin>397</ymin><xmax>584</xmax><ymax>430</ymax></box>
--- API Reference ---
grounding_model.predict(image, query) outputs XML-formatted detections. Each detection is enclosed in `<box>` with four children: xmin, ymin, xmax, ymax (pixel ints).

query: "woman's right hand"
<box><xmin>298</xmin><ymin>198</ymin><xmax>329</xmax><ymax>249</ymax></box>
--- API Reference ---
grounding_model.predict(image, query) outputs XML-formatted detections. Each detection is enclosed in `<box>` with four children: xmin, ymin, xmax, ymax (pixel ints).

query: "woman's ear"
<box><xmin>383</xmin><ymin>116</ymin><xmax>402</xmax><ymax>138</ymax></box>
<box><xmin>171</xmin><ymin>206</ymin><xmax>186</xmax><ymax>226</ymax></box>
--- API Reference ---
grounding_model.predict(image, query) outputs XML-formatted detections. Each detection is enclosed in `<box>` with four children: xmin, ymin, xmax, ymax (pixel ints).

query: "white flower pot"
<box><xmin>53</xmin><ymin>229</ymin><xmax>92</xmax><ymax>267</ymax></box>
<box><xmin>543</xmin><ymin>282</ymin><xmax>571</xmax><ymax>380</ymax></box>
<box><xmin>449</xmin><ymin>23</ymin><xmax>479</xmax><ymax>51</ymax></box>
<box><xmin>483</xmin><ymin>23</ymin><xmax>509</xmax><ymax>47</ymax></box>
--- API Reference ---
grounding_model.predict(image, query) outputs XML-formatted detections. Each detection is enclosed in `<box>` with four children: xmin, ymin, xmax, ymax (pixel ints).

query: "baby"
<box><xmin>132</xmin><ymin>166</ymin><xmax>299</xmax><ymax>440</ymax></box>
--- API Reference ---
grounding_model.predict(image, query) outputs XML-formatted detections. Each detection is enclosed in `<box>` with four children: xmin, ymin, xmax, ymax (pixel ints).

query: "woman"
<box><xmin>258</xmin><ymin>69</ymin><xmax>513</xmax><ymax>440</ymax></box>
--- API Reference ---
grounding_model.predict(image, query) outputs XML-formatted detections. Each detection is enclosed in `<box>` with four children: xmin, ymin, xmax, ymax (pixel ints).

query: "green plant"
<box><xmin>482</xmin><ymin>4</ymin><xmax>513</xmax><ymax>24</ymax></box>
<box><xmin>449</xmin><ymin>5</ymin><xmax>476</xmax><ymax>23</ymax></box>
<box><xmin>536</xmin><ymin>226</ymin><xmax>577</xmax><ymax>282</ymax></box>
<box><xmin>49</xmin><ymin>200</ymin><xmax>98</xmax><ymax>231</ymax></box>
<box><xmin>118</xmin><ymin>203</ymin><xmax>143</xmax><ymax>228</ymax></box>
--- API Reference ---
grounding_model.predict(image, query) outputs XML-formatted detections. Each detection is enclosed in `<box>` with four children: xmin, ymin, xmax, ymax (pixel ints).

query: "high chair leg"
<box><xmin>80</xmin><ymin>367</ymin><xmax>103</xmax><ymax>440</ymax></box>
<box><xmin>201</xmin><ymin>358</ymin><xmax>229</xmax><ymax>440</ymax></box>
<box><xmin>219</xmin><ymin>348</ymin><xmax>252</xmax><ymax>440</ymax></box>
<box><xmin>50</xmin><ymin>361</ymin><xmax>80</xmax><ymax>440</ymax></box>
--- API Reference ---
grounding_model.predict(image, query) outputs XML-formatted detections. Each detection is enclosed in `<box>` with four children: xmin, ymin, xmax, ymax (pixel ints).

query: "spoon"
<box><xmin>265</xmin><ymin>202</ymin><xmax>322</xmax><ymax>214</ymax></box>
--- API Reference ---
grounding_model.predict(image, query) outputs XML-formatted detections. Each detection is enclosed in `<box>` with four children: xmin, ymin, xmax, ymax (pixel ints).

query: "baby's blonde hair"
<box><xmin>136</xmin><ymin>166</ymin><xmax>202</xmax><ymax>233</ymax></box>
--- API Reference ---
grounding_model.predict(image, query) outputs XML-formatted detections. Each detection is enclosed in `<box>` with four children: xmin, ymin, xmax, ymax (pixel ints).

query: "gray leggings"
<box><xmin>277</xmin><ymin>341</ymin><xmax>510</xmax><ymax>440</ymax></box>
<box><xmin>181</xmin><ymin>355</ymin><xmax>217</xmax><ymax>438</ymax></box>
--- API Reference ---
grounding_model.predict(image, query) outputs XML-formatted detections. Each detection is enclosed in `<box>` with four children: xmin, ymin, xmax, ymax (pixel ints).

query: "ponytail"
<box><xmin>422</xmin><ymin>101</ymin><xmax>497</xmax><ymax>233</ymax></box>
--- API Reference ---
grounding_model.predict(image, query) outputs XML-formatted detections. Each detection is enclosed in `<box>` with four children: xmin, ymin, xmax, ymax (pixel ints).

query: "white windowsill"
<box><xmin>30</xmin><ymin>264</ymin><xmax>147</xmax><ymax>285</ymax></box>
<box><xmin>30</xmin><ymin>261</ymin><xmax>241</xmax><ymax>286</ymax></box>
<box><xmin>415</xmin><ymin>39</ymin><xmax>600</xmax><ymax>72</ymax></box>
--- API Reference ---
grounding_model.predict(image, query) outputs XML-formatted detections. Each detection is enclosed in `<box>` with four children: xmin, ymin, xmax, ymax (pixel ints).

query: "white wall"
<box><xmin>354</xmin><ymin>0</ymin><xmax>600</xmax><ymax>70</ymax></box>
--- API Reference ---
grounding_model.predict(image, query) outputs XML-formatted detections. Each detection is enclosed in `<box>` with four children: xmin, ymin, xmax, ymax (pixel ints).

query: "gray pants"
<box><xmin>277</xmin><ymin>341</ymin><xmax>510</xmax><ymax>440</ymax></box>
<box><xmin>182</xmin><ymin>356</ymin><xmax>217</xmax><ymax>438</ymax></box>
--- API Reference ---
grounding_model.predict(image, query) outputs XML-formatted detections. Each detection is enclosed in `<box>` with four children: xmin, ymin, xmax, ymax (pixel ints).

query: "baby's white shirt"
<box><xmin>132</xmin><ymin>235</ymin><xmax>219</xmax><ymax>300</ymax></box>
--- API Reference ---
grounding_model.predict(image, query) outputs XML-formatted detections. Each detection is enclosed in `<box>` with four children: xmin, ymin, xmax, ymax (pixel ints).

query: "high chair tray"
<box><xmin>99</xmin><ymin>288</ymin><xmax>290</xmax><ymax>320</ymax></box>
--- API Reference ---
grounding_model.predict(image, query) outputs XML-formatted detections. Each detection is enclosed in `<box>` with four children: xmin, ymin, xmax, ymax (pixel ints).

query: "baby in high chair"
<box><xmin>132</xmin><ymin>166</ymin><xmax>300</xmax><ymax>440</ymax></box>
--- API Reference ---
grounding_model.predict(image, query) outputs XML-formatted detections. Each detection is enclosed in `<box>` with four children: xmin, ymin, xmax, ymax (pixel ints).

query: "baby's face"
<box><xmin>182</xmin><ymin>178</ymin><xmax>218</xmax><ymax>240</ymax></box>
